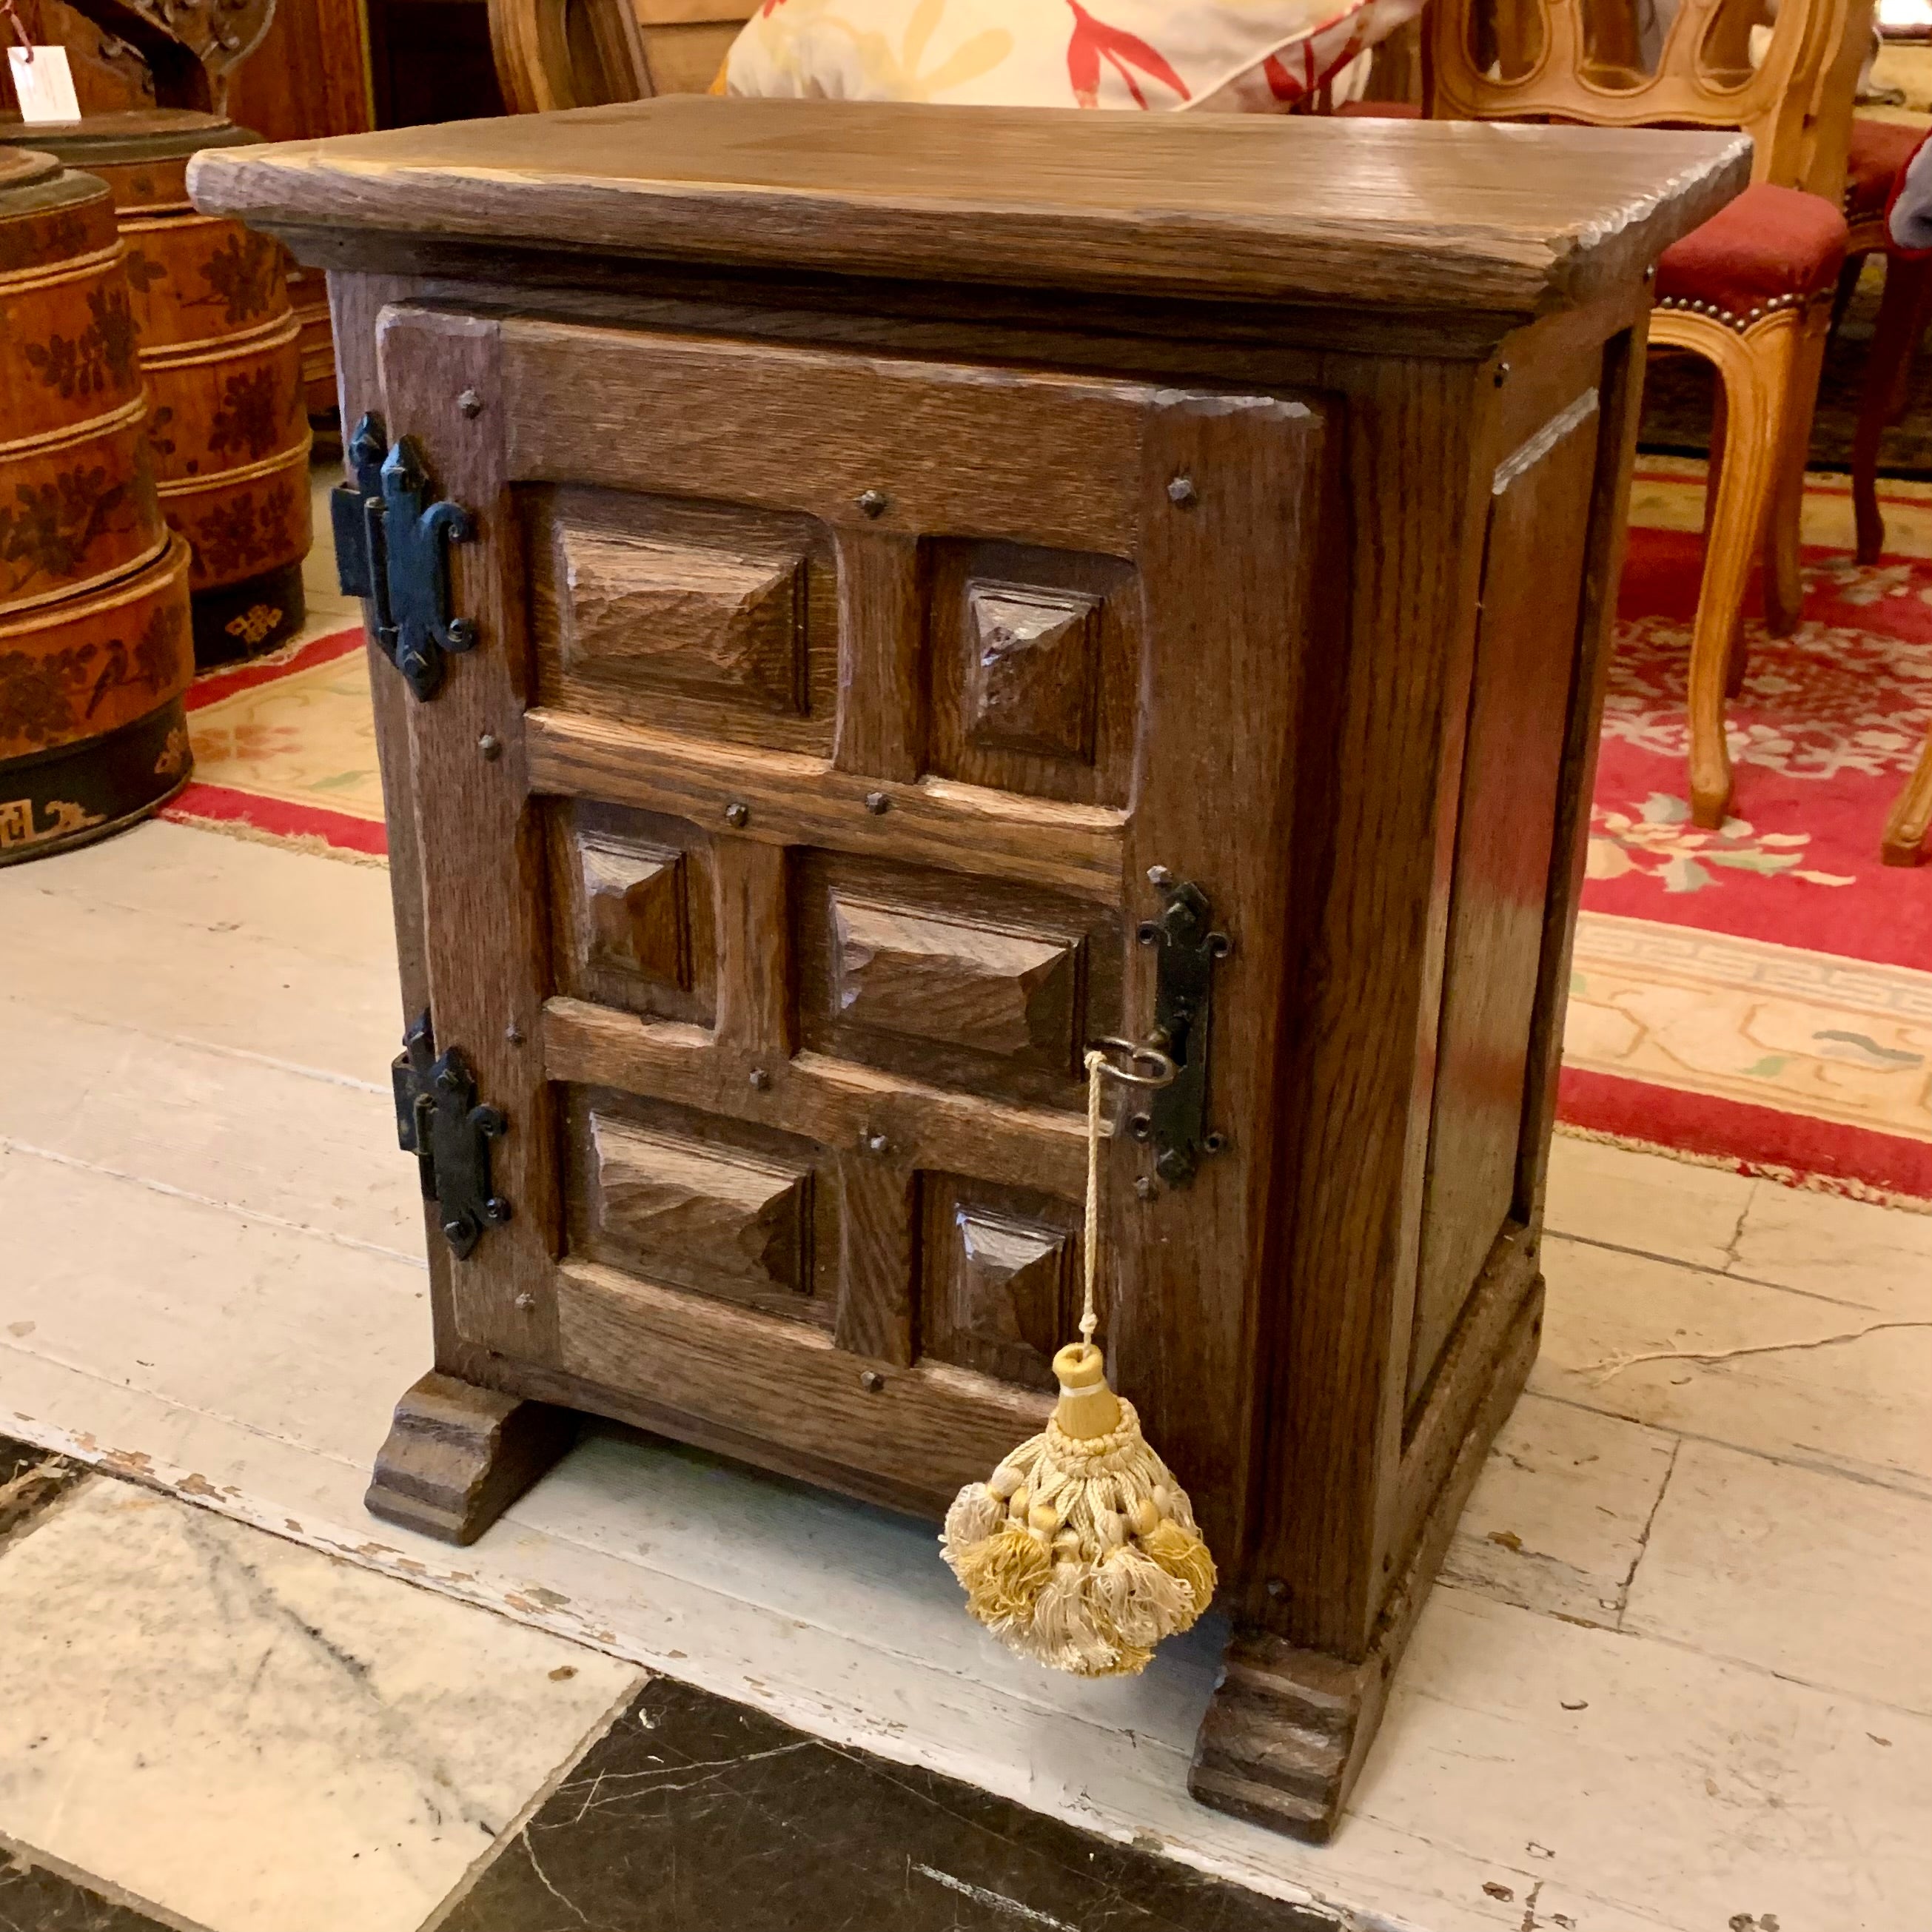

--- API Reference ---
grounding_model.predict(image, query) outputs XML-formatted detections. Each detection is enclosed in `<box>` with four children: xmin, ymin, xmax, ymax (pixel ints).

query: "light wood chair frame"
<box><xmin>1429</xmin><ymin>0</ymin><xmax>1874</xmax><ymax>826</ymax></box>
<box><xmin>491</xmin><ymin>0</ymin><xmax>754</xmax><ymax>113</ymax></box>
<box><xmin>492</xmin><ymin>0</ymin><xmax>637</xmax><ymax>111</ymax></box>
<box><xmin>1649</xmin><ymin>295</ymin><xmax>1833</xmax><ymax>820</ymax></box>
<box><xmin>1881</xmin><ymin>727</ymin><xmax>1932</xmax><ymax>861</ymax></box>
<box><xmin>1431</xmin><ymin>0</ymin><xmax>1865</xmax><ymax>199</ymax></box>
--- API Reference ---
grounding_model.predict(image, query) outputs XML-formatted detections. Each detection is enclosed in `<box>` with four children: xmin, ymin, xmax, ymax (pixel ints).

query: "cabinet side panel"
<box><xmin>1406</xmin><ymin>388</ymin><xmax>1601</xmax><ymax>1409</ymax></box>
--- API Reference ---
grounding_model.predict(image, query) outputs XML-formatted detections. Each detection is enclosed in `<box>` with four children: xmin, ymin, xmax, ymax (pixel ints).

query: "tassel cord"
<box><xmin>1082</xmin><ymin>1047</ymin><xmax>1104</xmax><ymax>1346</ymax></box>
<box><xmin>1078</xmin><ymin>1036</ymin><xmax>1173</xmax><ymax>1347</ymax></box>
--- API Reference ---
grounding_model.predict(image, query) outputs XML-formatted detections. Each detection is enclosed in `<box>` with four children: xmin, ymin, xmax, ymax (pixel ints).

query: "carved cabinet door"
<box><xmin>378</xmin><ymin>303</ymin><xmax>1332</xmax><ymax>1540</ymax></box>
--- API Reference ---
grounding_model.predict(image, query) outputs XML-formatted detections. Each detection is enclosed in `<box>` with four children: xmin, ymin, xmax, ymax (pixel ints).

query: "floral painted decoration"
<box><xmin>724</xmin><ymin>0</ymin><xmax>1423</xmax><ymax>115</ymax></box>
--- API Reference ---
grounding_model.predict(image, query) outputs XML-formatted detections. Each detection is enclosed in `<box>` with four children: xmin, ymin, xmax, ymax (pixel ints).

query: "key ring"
<box><xmin>1087</xmin><ymin>1036</ymin><xmax>1177</xmax><ymax>1088</ymax></box>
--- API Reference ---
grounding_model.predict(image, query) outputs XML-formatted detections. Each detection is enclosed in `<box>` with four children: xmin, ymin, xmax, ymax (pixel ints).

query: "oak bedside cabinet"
<box><xmin>189</xmin><ymin>101</ymin><xmax>1743</xmax><ymax>1842</ymax></box>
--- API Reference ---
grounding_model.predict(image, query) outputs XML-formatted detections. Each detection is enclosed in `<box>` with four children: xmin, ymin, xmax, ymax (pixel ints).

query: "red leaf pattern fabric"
<box><xmin>1064</xmin><ymin>0</ymin><xmax>1189</xmax><ymax>108</ymax></box>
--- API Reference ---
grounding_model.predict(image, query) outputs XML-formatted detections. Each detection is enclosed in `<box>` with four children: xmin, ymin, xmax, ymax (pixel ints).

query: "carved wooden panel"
<box><xmin>590</xmin><ymin>1111</ymin><xmax>809</xmax><ymax>1297</ymax></box>
<box><xmin>797</xmin><ymin>853</ymin><xmax>1116</xmax><ymax>1107</ymax></box>
<box><xmin>564</xmin><ymin>1090</ymin><xmax>834</xmax><ymax>1323</ymax></box>
<box><xmin>928</xmin><ymin>540</ymin><xmax>1138</xmax><ymax>806</ymax></box>
<box><xmin>964</xmin><ymin>580</ymin><xmax>1101</xmax><ymax>762</ymax></box>
<box><xmin>557</xmin><ymin>526</ymin><xmax>808</xmax><ymax>714</ymax></box>
<box><xmin>829</xmin><ymin>890</ymin><xmax>1079</xmax><ymax>1062</ymax></box>
<box><xmin>579</xmin><ymin>836</ymin><xmax>691</xmax><ymax>987</ymax></box>
<box><xmin>546</xmin><ymin>802</ymin><xmax>716</xmax><ymax>1027</ymax></box>
<box><xmin>920</xmin><ymin>1177</ymin><xmax>1079</xmax><ymax>1389</ymax></box>
<box><xmin>529</xmin><ymin>486</ymin><xmax>837</xmax><ymax>754</ymax></box>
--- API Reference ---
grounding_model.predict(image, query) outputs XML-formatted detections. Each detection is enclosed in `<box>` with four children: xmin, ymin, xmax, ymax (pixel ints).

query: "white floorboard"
<box><xmin>1</xmin><ymin>818</ymin><xmax>1928</xmax><ymax>1932</ymax></box>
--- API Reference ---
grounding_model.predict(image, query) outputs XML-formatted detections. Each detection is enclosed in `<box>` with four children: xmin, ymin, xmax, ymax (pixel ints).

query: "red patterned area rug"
<box><xmin>163</xmin><ymin>472</ymin><xmax>1932</xmax><ymax>1204</ymax></box>
<box><xmin>1566</xmin><ymin>465</ymin><xmax>1932</xmax><ymax>1206</ymax></box>
<box><xmin>160</xmin><ymin>625</ymin><xmax>386</xmax><ymax>861</ymax></box>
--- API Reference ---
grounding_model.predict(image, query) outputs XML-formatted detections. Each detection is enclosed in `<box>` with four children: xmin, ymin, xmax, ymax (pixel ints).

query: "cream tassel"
<box><xmin>940</xmin><ymin>1044</ymin><xmax>1217</xmax><ymax>1677</ymax></box>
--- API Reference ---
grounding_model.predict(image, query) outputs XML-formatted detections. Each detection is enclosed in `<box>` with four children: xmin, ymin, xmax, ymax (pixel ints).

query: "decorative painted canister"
<box><xmin>1</xmin><ymin>111</ymin><xmax>312</xmax><ymax>666</ymax></box>
<box><xmin>0</xmin><ymin>147</ymin><xmax>194</xmax><ymax>863</ymax></box>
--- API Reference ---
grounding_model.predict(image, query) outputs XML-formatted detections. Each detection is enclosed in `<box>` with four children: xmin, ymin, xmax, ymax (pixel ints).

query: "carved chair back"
<box><xmin>489</xmin><ymin>0</ymin><xmax>753</xmax><ymax>113</ymax></box>
<box><xmin>1426</xmin><ymin>0</ymin><xmax>1874</xmax><ymax>200</ymax></box>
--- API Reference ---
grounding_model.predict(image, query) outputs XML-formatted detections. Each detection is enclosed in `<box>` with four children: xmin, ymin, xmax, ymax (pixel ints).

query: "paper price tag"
<box><xmin>7</xmin><ymin>44</ymin><xmax>81</xmax><ymax>122</ymax></box>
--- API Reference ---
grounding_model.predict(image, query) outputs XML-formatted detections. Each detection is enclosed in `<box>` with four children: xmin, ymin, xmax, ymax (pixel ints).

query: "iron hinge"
<box><xmin>1134</xmin><ymin>872</ymin><xmax>1230</xmax><ymax>1187</ymax></box>
<box><xmin>332</xmin><ymin>412</ymin><xmax>477</xmax><ymax>702</ymax></box>
<box><xmin>392</xmin><ymin>1011</ymin><xmax>511</xmax><ymax>1259</ymax></box>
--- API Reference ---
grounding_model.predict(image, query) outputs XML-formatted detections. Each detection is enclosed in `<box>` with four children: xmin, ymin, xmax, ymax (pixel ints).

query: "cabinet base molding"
<box><xmin>364</xmin><ymin>1369</ymin><xmax>577</xmax><ymax>1546</ymax></box>
<box><xmin>1190</xmin><ymin>1275</ymin><xmax>1542</xmax><ymax>1842</ymax></box>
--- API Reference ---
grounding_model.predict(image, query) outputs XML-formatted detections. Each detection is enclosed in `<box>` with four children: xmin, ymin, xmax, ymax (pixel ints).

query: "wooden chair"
<box><xmin>490</xmin><ymin>0</ymin><xmax>751</xmax><ymax>111</ymax></box>
<box><xmin>1882</xmin><ymin>727</ymin><xmax>1932</xmax><ymax>861</ymax></box>
<box><xmin>1836</xmin><ymin>114</ymin><xmax>1931</xmax><ymax>563</ymax></box>
<box><xmin>1838</xmin><ymin>114</ymin><xmax>1932</xmax><ymax>865</ymax></box>
<box><xmin>1428</xmin><ymin>0</ymin><xmax>1876</xmax><ymax>825</ymax></box>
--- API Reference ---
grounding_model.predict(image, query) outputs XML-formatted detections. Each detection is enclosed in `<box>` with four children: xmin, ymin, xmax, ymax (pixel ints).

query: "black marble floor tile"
<box><xmin>0</xmin><ymin>1851</ymin><xmax>173</xmax><ymax>1932</ymax></box>
<box><xmin>443</xmin><ymin>1676</ymin><xmax>1336</xmax><ymax>1932</ymax></box>
<box><xmin>0</xmin><ymin>1436</ymin><xmax>83</xmax><ymax>1546</ymax></box>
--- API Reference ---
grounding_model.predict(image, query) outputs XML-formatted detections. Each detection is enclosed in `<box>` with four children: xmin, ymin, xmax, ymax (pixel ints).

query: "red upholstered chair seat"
<box><xmin>1845</xmin><ymin>115</ymin><xmax>1926</xmax><ymax>224</ymax></box>
<box><xmin>1654</xmin><ymin>181</ymin><xmax>1849</xmax><ymax>328</ymax></box>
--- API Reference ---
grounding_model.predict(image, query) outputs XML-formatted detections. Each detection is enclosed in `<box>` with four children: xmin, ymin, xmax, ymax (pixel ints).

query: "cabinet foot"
<box><xmin>1192</xmin><ymin>1269</ymin><xmax>1543</xmax><ymax>1842</ymax></box>
<box><xmin>1188</xmin><ymin>1626</ymin><xmax>1389</xmax><ymax>1843</ymax></box>
<box><xmin>365</xmin><ymin>1370</ymin><xmax>576</xmax><ymax>1546</ymax></box>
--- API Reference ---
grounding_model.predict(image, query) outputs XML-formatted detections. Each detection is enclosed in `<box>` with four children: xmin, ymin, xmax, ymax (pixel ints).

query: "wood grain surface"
<box><xmin>186</xmin><ymin>97</ymin><xmax>1748</xmax><ymax>317</ymax></box>
<box><xmin>289</xmin><ymin>102</ymin><xmax>1732</xmax><ymax>1847</ymax></box>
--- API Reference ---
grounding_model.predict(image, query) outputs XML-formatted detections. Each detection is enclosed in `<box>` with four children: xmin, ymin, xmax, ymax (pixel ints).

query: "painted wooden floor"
<box><xmin>0</xmin><ymin>643</ymin><xmax>1928</xmax><ymax>1927</ymax></box>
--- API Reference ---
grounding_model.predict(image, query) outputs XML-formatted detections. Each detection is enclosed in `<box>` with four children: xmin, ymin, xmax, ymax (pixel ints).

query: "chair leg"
<box><xmin>1882</xmin><ymin>726</ymin><xmax>1932</xmax><ymax>865</ymax></box>
<box><xmin>1853</xmin><ymin>251</ymin><xmax>1932</xmax><ymax>565</ymax></box>
<box><xmin>1829</xmin><ymin>252</ymin><xmax>1865</xmax><ymax>338</ymax></box>
<box><xmin>1762</xmin><ymin>303</ymin><xmax>1831</xmax><ymax>637</ymax></box>
<box><xmin>1705</xmin><ymin>380</ymin><xmax>1754</xmax><ymax>700</ymax></box>
<box><xmin>1651</xmin><ymin>306</ymin><xmax>1798</xmax><ymax>828</ymax></box>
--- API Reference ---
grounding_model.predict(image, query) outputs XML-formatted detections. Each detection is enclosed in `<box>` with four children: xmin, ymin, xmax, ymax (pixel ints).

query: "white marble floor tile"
<box><xmin>1543</xmin><ymin>1133</ymin><xmax>1754</xmax><ymax>1272</ymax></box>
<box><xmin>0</xmin><ymin>1482</ymin><xmax>640</xmax><ymax>1932</ymax></box>
<box><xmin>1441</xmin><ymin>1392</ymin><xmax>1677</xmax><ymax>1625</ymax></box>
<box><xmin>1624</xmin><ymin>1438</ymin><xmax>1932</xmax><ymax>1713</ymax></box>
<box><xmin>1536</xmin><ymin>1233</ymin><xmax>1932</xmax><ymax>1496</ymax></box>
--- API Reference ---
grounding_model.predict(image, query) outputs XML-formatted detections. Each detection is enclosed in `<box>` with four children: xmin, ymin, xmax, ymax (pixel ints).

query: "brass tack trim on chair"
<box><xmin>1654</xmin><ymin>289</ymin><xmax>1809</xmax><ymax>333</ymax></box>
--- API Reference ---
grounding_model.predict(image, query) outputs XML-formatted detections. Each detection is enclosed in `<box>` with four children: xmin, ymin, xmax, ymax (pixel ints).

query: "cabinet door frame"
<box><xmin>374</xmin><ymin>301</ymin><xmax>1336</xmax><ymax>1541</ymax></box>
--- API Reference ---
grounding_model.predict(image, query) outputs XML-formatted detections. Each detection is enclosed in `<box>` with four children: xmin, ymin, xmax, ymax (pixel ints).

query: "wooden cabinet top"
<box><xmin>188</xmin><ymin>97</ymin><xmax>1746</xmax><ymax>318</ymax></box>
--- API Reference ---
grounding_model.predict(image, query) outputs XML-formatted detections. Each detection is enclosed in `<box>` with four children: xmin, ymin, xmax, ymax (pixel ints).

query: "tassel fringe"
<box><xmin>940</xmin><ymin>1399</ymin><xmax>1217</xmax><ymax>1677</ymax></box>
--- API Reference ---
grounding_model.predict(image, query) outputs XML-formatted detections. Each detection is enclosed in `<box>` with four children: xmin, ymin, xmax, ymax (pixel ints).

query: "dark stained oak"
<box><xmin>925</xmin><ymin>1195</ymin><xmax>1078</xmax><ymax>1392</ymax></box>
<box><xmin>828</xmin><ymin>891</ymin><xmax>1079</xmax><ymax>1065</ymax></box>
<box><xmin>588</xmin><ymin>1110</ymin><xmax>811</xmax><ymax>1300</ymax></box>
<box><xmin>365</xmin><ymin>1371</ymin><xmax>577</xmax><ymax>1544</ymax></box>
<box><xmin>556</xmin><ymin>523</ymin><xmax>810</xmax><ymax>714</ymax></box>
<box><xmin>207</xmin><ymin>101</ymin><xmax>1740</xmax><ymax>1846</ymax></box>
<box><xmin>577</xmin><ymin>836</ymin><xmax>691</xmax><ymax>988</ymax></box>
<box><xmin>964</xmin><ymin>582</ymin><xmax>1101</xmax><ymax>763</ymax></box>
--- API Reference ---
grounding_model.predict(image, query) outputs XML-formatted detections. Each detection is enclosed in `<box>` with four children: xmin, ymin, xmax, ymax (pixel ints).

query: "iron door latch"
<box><xmin>1136</xmin><ymin>871</ymin><xmax>1231</xmax><ymax>1187</ymax></box>
<box><xmin>393</xmin><ymin>1011</ymin><xmax>511</xmax><ymax>1259</ymax></box>
<box><xmin>332</xmin><ymin>412</ymin><xmax>477</xmax><ymax>702</ymax></box>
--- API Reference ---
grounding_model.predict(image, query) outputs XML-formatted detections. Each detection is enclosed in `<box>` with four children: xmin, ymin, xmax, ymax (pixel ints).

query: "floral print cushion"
<box><xmin>723</xmin><ymin>0</ymin><xmax>1422</xmax><ymax>114</ymax></box>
